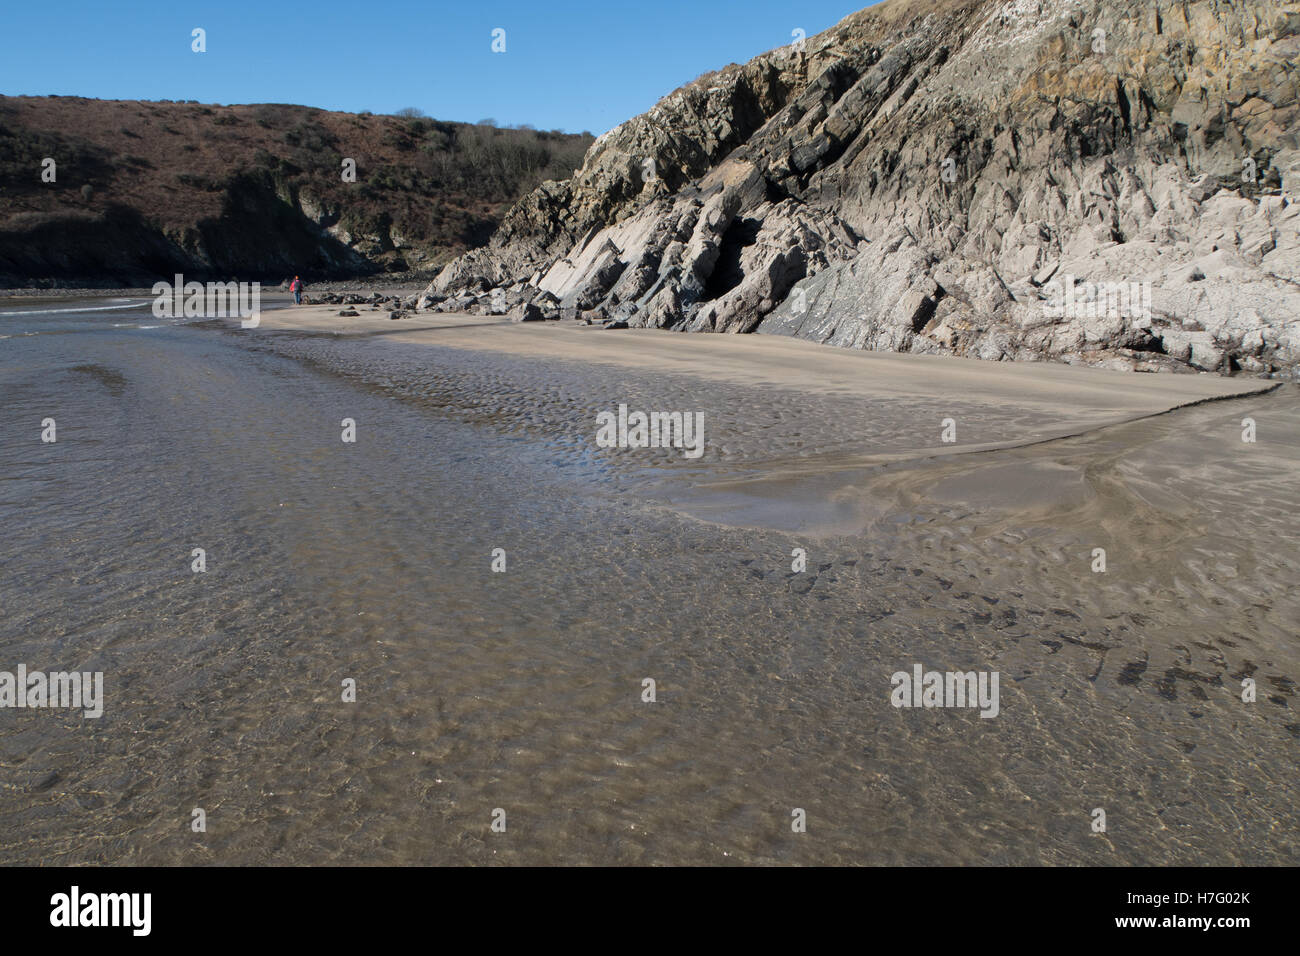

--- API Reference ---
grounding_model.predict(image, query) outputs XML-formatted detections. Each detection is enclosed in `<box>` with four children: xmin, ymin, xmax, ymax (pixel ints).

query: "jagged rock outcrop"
<box><xmin>428</xmin><ymin>0</ymin><xmax>1300</xmax><ymax>376</ymax></box>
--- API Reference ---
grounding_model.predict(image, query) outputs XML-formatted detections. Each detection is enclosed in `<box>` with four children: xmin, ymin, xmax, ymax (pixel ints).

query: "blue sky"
<box><xmin>0</xmin><ymin>1</ymin><xmax>876</xmax><ymax>134</ymax></box>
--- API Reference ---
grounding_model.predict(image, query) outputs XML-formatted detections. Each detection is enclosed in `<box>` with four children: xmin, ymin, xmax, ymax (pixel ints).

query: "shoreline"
<box><xmin>254</xmin><ymin>303</ymin><xmax>1274</xmax><ymax>421</ymax></box>
<box><xmin>244</xmin><ymin>303</ymin><xmax>1288</xmax><ymax>537</ymax></box>
<box><xmin>0</xmin><ymin>279</ymin><xmax>433</xmax><ymax>299</ymax></box>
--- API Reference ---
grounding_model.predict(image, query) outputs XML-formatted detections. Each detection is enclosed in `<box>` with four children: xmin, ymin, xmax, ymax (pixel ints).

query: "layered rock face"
<box><xmin>427</xmin><ymin>0</ymin><xmax>1300</xmax><ymax>376</ymax></box>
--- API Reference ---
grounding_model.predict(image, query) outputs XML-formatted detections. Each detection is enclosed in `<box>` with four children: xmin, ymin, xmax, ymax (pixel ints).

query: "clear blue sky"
<box><xmin>0</xmin><ymin>0</ymin><xmax>876</xmax><ymax>134</ymax></box>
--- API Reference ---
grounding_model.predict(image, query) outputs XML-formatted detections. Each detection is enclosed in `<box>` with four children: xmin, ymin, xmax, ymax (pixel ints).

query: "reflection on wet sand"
<box><xmin>0</xmin><ymin>300</ymin><xmax>1295</xmax><ymax>865</ymax></box>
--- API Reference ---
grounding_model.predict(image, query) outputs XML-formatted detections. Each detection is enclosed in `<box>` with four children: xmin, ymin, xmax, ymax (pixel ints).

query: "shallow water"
<box><xmin>0</xmin><ymin>299</ymin><xmax>1296</xmax><ymax>865</ymax></box>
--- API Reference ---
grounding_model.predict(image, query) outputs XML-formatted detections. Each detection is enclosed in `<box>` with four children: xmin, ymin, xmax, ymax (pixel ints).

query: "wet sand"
<box><xmin>263</xmin><ymin>305</ymin><xmax>1266</xmax><ymax>415</ymax></box>
<box><xmin>3</xmin><ymin>298</ymin><xmax>1296</xmax><ymax>865</ymax></box>
<box><xmin>257</xmin><ymin>305</ymin><xmax>1280</xmax><ymax>534</ymax></box>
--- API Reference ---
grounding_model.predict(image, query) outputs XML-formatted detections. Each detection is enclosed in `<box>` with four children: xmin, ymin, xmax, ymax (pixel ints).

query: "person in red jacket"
<box><xmin>290</xmin><ymin>275</ymin><xmax>304</xmax><ymax>305</ymax></box>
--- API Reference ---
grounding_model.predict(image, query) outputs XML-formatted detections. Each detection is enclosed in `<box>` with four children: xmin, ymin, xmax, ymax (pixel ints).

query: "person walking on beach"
<box><xmin>290</xmin><ymin>275</ymin><xmax>304</xmax><ymax>305</ymax></box>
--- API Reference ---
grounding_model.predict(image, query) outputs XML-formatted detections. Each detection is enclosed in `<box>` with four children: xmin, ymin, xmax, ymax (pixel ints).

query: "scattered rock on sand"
<box><xmin>512</xmin><ymin>302</ymin><xmax>545</xmax><ymax>323</ymax></box>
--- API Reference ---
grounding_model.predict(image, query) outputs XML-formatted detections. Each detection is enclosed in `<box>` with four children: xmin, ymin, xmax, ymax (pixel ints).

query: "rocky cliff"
<box><xmin>426</xmin><ymin>0</ymin><xmax>1300</xmax><ymax>376</ymax></box>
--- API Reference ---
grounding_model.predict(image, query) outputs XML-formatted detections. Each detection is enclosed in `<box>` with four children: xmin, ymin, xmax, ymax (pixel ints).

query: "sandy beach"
<box><xmin>4</xmin><ymin>296</ymin><xmax>1296</xmax><ymax>866</ymax></box>
<box><xmin>255</xmin><ymin>305</ymin><xmax>1284</xmax><ymax>532</ymax></box>
<box><xmin>262</xmin><ymin>305</ymin><xmax>1269</xmax><ymax>415</ymax></box>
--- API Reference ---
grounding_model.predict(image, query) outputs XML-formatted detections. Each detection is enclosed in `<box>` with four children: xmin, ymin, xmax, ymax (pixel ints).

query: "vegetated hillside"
<box><xmin>0</xmin><ymin>95</ymin><xmax>593</xmax><ymax>285</ymax></box>
<box><xmin>429</xmin><ymin>0</ymin><xmax>1299</xmax><ymax>377</ymax></box>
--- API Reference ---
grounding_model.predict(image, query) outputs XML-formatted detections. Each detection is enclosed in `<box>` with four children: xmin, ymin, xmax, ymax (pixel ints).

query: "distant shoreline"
<box><xmin>258</xmin><ymin>304</ymin><xmax>1274</xmax><ymax>399</ymax></box>
<box><xmin>0</xmin><ymin>279</ymin><xmax>432</xmax><ymax>298</ymax></box>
